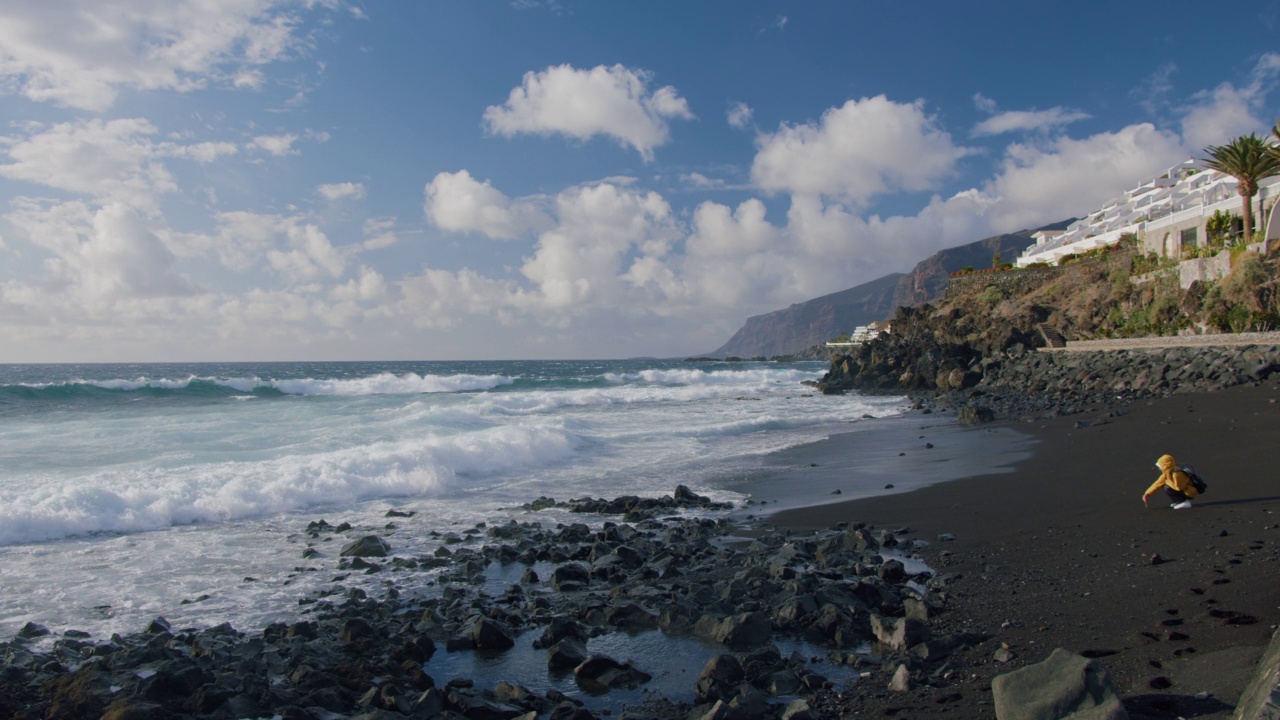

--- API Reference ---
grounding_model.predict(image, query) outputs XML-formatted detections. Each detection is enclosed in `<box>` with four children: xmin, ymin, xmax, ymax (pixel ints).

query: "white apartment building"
<box><xmin>1015</xmin><ymin>159</ymin><xmax>1280</xmax><ymax>267</ymax></box>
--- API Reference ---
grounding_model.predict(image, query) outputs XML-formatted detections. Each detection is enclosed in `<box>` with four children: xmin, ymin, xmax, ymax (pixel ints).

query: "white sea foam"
<box><xmin>604</xmin><ymin>367</ymin><xmax>816</xmax><ymax>386</ymax></box>
<box><xmin>266</xmin><ymin>372</ymin><xmax>514</xmax><ymax>396</ymax></box>
<box><xmin>0</xmin><ymin>424</ymin><xmax>578</xmax><ymax>545</ymax></box>
<box><xmin>16</xmin><ymin>372</ymin><xmax>515</xmax><ymax>396</ymax></box>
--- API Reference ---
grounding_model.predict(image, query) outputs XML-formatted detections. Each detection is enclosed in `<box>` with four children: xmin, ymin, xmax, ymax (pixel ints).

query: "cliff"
<box><xmin>891</xmin><ymin>219</ymin><xmax>1075</xmax><ymax>309</ymax></box>
<box><xmin>707</xmin><ymin>220</ymin><xmax>1076</xmax><ymax>359</ymax></box>
<box><xmin>710</xmin><ymin>272</ymin><xmax>904</xmax><ymax>358</ymax></box>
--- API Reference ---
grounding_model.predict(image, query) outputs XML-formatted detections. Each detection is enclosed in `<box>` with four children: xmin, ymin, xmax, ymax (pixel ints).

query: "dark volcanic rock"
<box><xmin>339</xmin><ymin>535</ymin><xmax>391</xmax><ymax>557</ymax></box>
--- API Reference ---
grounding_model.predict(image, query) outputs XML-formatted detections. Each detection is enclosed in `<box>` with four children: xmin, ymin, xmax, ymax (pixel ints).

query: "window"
<box><xmin>1180</xmin><ymin>226</ymin><xmax>1198</xmax><ymax>248</ymax></box>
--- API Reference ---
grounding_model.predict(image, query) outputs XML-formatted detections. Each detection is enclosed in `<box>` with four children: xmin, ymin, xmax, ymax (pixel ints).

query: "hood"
<box><xmin>1156</xmin><ymin>454</ymin><xmax>1177</xmax><ymax>472</ymax></box>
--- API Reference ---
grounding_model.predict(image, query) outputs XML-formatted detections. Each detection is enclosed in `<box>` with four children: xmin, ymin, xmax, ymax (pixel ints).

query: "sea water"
<box><xmin>0</xmin><ymin>359</ymin><xmax>909</xmax><ymax>640</ymax></box>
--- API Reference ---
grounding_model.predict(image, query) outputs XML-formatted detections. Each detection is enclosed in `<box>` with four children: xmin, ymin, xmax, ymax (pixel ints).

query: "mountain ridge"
<box><xmin>707</xmin><ymin>219</ymin><xmax>1075</xmax><ymax>358</ymax></box>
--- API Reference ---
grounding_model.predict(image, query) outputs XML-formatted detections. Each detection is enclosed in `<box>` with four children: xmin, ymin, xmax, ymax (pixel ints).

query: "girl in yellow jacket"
<box><xmin>1143</xmin><ymin>454</ymin><xmax>1198</xmax><ymax>509</ymax></box>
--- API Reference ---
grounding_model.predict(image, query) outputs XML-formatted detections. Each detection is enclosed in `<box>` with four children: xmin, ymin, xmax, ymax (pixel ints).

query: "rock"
<box><xmin>694</xmin><ymin>654</ymin><xmax>744</xmax><ymax>703</ymax></box>
<box><xmin>1235</xmin><ymin>624</ymin><xmax>1280</xmax><ymax>720</ymax></box>
<box><xmin>675</xmin><ymin>485</ymin><xmax>710</xmax><ymax>504</ymax></box>
<box><xmin>871</xmin><ymin>615</ymin><xmax>928</xmax><ymax>652</ymax></box>
<box><xmin>341</xmin><ymin>618</ymin><xmax>377</xmax><ymax>643</ymax></box>
<box><xmin>535</xmin><ymin>616</ymin><xmax>586</xmax><ymax>649</ymax></box>
<box><xmin>604</xmin><ymin>603</ymin><xmax>658</xmax><ymax>632</ymax></box>
<box><xmin>780</xmin><ymin>699</ymin><xmax>817</xmax><ymax>720</ymax></box>
<box><xmin>889</xmin><ymin>664</ymin><xmax>913</xmax><ymax>692</ymax></box>
<box><xmin>550</xmin><ymin>563</ymin><xmax>590</xmax><ymax>591</ymax></box>
<box><xmin>100</xmin><ymin>702</ymin><xmax>175</xmax><ymax>720</ymax></box>
<box><xmin>712</xmin><ymin>612</ymin><xmax>772</xmax><ymax>648</ymax></box>
<box><xmin>547</xmin><ymin>638</ymin><xmax>589</xmax><ymax>670</ymax></box>
<box><xmin>471</xmin><ymin>616</ymin><xmax>515</xmax><ymax>650</ymax></box>
<box><xmin>340</xmin><ymin>535</ymin><xmax>391</xmax><ymax>557</ymax></box>
<box><xmin>15</xmin><ymin>621</ymin><xmax>50</xmax><ymax>640</ymax></box>
<box><xmin>992</xmin><ymin>647</ymin><xmax>1129</xmax><ymax>720</ymax></box>
<box><xmin>573</xmin><ymin>654</ymin><xmax>652</xmax><ymax>694</ymax></box>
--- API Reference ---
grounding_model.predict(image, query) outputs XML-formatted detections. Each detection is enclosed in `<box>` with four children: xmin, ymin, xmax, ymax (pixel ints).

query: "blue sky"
<box><xmin>1</xmin><ymin>1</ymin><xmax>1279</xmax><ymax>361</ymax></box>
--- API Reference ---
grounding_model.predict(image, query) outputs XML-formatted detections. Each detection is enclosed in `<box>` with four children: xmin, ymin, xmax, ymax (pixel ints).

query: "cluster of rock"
<box><xmin>815</xmin><ymin>333</ymin><xmax>1279</xmax><ymax>421</ymax></box>
<box><xmin>0</xmin><ymin>486</ymin><xmax>987</xmax><ymax>720</ymax></box>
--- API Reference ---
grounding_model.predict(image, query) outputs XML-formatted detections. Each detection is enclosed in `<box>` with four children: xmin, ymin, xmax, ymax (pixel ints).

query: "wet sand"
<box><xmin>761</xmin><ymin>380</ymin><xmax>1280</xmax><ymax>718</ymax></box>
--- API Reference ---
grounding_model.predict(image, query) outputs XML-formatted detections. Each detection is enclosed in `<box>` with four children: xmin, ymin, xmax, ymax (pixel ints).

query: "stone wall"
<box><xmin>944</xmin><ymin>265</ymin><xmax>1071</xmax><ymax>299</ymax></box>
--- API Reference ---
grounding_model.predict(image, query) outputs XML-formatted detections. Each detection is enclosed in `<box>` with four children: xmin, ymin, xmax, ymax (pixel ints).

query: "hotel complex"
<box><xmin>1015</xmin><ymin>159</ymin><xmax>1280</xmax><ymax>267</ymax></box>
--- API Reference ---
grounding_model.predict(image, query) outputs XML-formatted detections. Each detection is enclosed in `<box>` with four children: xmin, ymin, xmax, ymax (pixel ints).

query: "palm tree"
<box><xmin>1203</xmin><ymin>133</ymin><xmax>1280</xmax><ymax>252</ymax></box>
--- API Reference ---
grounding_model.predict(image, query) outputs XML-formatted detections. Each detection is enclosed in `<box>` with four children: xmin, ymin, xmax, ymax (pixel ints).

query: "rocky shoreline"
<box><xmin>6</xmin><ymin>342</ymin><xmax>1279</xmax><ymax>720</ymax></box>
<box><xmin>0</xmin><ymin>485</ymin><xmax>988</xmax><ymax>720</ymax></box>
<box><xmin>816</xmin><ymin>339</ymin><xmax>1280</xmax><ymax>423</ymax></box>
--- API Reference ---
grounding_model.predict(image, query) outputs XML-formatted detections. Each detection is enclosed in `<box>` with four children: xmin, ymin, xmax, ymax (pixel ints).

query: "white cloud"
<box><xmin>483</xmin><ymin>64</ymin><xmax>694</xmax><ymax>161</ymax></box>
<box><xmin>251</xmin><ymin>133</ymin><xmax>300</xmax><ymax>156</ymax></box>
<box><xmin>0</xmin><ymin>0</ymin><xmax>313</xmax><ymax>111</ymax></box>
<box><xmin>751</xmin><ymin>95</ymin><xmax>973</xmax><ymax>205</ymax></box>
<box><xmin>680</xmin><ymin>172</ymin><xmax>725</xmax><ymax>189</ymax></box>
<box><xmin>162</xmin><ymin>141</ymin><xmax>240</xmax><ymax>163</ymax></box>
<box><xmin>727</xmin><ymin>102</ymin><xmax>754</xmax><ymax>130</ymax></box>
<box><xmin>972</xmin><ymin>107</ymin><xmax>1092</xmax><ymax>136</ymax></box>
<box><xmin>519</xmin><ymin>182</ymin><xmax>681</xmax><ymax>309</ymax></box>
<box><xmin>1</xmin><ymin>200</ymin><xmax>196</xmax><ymax>312</ymax></box>
<box><xmin>424</xmin><ymin>170</ymin><xmax>549</xmax><ymax>239</ymax></box>
<box><xmin>972</xmin><ymin>92</ymin><xmax>998</xmax><ymax>114</ymax></box>
<box><xmin>266</xmin><ymin>222</ymin><xmax>346</xmax><ymax>282</ymax></box>
<box><xmin>1181</xmin><ymin>53</ymin><xmax>1280</xmax><ymax>150</ymax></box>
<box><xmin>980</xmin><ymin>123</ymin><xmax>1187</xmax><ymax>231</ymax></box>
<box><xmin>0</xmin><ymin>118</ymin><xmax>177</xmax><ymax>212</ymax></box>
<box><xmin>316</xmin><ymin>181</ymin><xmax>366</xmax><ymax>201</ymax></box>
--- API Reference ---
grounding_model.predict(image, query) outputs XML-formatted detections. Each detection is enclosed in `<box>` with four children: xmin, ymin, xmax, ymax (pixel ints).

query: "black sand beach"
<box><xmin>765</xmin><ymin>379</ymin><xmax>1280</xmax><ymax>718</ymax></box>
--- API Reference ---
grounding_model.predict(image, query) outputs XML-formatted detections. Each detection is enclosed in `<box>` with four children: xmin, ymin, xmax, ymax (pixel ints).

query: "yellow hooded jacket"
<box><xmin>1144</xmin><ymin>454</ymin><xmax>1198</xmax><ymax>501</ymax></box>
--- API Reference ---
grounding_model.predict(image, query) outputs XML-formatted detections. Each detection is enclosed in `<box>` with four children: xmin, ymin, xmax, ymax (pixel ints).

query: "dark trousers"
<box><xmin>1164</xmin><ymin>488</ymin><xmax>1190</xmax><ymax>502</ymax></box>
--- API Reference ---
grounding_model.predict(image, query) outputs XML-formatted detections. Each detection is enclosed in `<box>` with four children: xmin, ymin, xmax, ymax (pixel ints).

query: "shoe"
<box><xmin>1172</xmin><ymin>501</ymin><xmax>1193</xmax><ymax>509</ymax></box>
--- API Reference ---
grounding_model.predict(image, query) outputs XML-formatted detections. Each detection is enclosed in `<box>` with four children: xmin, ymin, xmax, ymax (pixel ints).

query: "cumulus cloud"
<box><xmin>0</xmin><ymin>118</ymin><xmax>177</xmax><ymax>212</ymax></box>
<box><xmin>316</xmin><ymin>182</ymin><xmax>366</xmax><ymax>201</ymax></box>
<box><xmin>1181</xmin><ymin>53</ymin><xmax>1280</xmax><ymax>150</ymax></box>
<box><xmin>424</xmin><ymin>170</ymin><xmax>549</xmax><ymax>239</ymax></box>
<box><xmin>727</xmin><ymin>102</ymin><xmax>754</xmax><ymax>130</ymax></box>
<box><xmin>251</xmin><ymin>133</ymin><xmax>300</xmax><ymax>156</ymax></box>
<box><xmin>483</xmin><ymin>64</ymin><xmax>694</xmax><ymax>161</ymax></box>
<box><xmin>2</xmin><ymin>200</ymin><xmax>196</xmax><ymax>310</ymax></box>
<box><xmin>751</xmin><ymin>95</ymin><xmax>972</xmax><ymax>205</ymax></box>
<box><xmin>972</xmin><ymin>107</ymin><xmax>1092</xmax><ymax>136</ymax></box>
<box><xmin>979</xmin><ymin>123</ymin><xmax>1187</xmax><ymax>231</ymax></box>
<box><xmin>0</xmin><ymin>0</ymin><xmax>315</xmax><ymax>111</ymax></box>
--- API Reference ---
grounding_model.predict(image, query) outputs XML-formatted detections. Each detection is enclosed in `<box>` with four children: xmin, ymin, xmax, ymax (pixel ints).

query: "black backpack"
<box><xmin>1181</xmin><ymin>464</ymin><xmax>1208</xmax><ymax>495</ymax></box>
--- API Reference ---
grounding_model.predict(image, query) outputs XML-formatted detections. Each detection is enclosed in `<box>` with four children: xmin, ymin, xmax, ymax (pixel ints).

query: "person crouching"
<box><xmin>1143</xmin><ymin>454</ymin><xmax>1198</xmax><ymax>509</ymax></box>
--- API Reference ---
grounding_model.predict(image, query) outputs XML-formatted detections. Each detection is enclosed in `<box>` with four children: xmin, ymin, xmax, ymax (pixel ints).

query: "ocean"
<box><xmin>0</xmin><ymin>359</ymin><xmax>910</xmax><ymax>640</ymax></box>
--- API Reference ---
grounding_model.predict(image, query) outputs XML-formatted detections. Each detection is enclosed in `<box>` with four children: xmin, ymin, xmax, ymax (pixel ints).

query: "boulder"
<box><xmin>889</xmin><ymin>664</ymin><xmax>913</xmax><ymax>692</ymax></box>
<box><xmin>550</xmin><ymin>563</ymin><xmax>590</xmax><ymax>591</ymax></box>
<box><xmin>604</xmin><ymin>603</ymin><xmax>658</xmax><ymax>632</ymax></box>
<box><xmin>340</xmin><ymin>535</ymin><xmax>391</xmax><ymax>558</ymax></box>
<box><xmin>1234</xmin><ymin>624</ymin><xmax>1280</xmax><ymax>720</ymax></box>
<box><xmin>991</xmin><ymin>647</ymin><xmax>1129</xmax><ymax>720</ymax></box>
<box><xmin>470</xmin><ymin>616</ymin><xmax>515</xmax><ymax>650</ymax></box>
<box><xmin>694</xmin><ymin>654</ymin><xmax>744</xmax><ymax>703</ymax></box>
<box><xmin>547</xmin><ymin>638</ymin><xmax>589</xmax><ymax>670</ymax></box>
<box><xmin>958</xmin><ymin>403</ymin><xmax>995</xmax><ymax>426</ymax></box>
<box><xmin>713</xmin><ymin>612</ymin><xmax>772</xmax><ymax>648</ymax></box>
<box><xmin>871</xmin><ymin>615</ymin><xmax>927</xmax><ymax>652</ymax></box>
<box><xmin>573</xmin><ymin>654</ymin><xmax>652</xmax><ymax>694</ymax></box>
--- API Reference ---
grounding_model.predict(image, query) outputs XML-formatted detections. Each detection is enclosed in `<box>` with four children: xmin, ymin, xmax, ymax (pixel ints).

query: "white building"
<box><xmin>1015</xmin><ymin>159</ymin><xmax>1280</xmax><ymax>267</ymax></box>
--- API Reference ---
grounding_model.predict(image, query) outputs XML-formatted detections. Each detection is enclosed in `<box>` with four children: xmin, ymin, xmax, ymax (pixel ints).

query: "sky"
<box><xmin>1</xmin><ymin>1</ymin><xmax>1279</xmax><ymax>362</ymax></box>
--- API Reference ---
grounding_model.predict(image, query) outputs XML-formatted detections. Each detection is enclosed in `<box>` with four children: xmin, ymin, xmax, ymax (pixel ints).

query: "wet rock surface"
<box><xmin>0</xmin><ymin>484</ymin><xmax>985</xmax><ymax>720</ymax></box>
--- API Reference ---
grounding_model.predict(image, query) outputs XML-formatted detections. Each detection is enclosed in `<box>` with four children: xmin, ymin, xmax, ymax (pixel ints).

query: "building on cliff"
<box><xmin>1015</xmin><ymin>159</ymin><xmax>1280</xmax><ymax>267</ymax></box>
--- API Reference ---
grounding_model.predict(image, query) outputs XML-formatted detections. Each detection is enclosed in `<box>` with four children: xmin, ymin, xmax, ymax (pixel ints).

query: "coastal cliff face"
<box><xmin>710</xmin><ymin>272</ymin><xmax>903</xmax><ymax>358</ymax></box>
<box><xmin>709</xmin><ymin>220</ymin><xmax>1074</xmax><ymax>359</ymax></box>
<box><xmin>892</xmin><ymin>230</ymin><xmax>1047</xmax><ymax>309</ymax></box>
